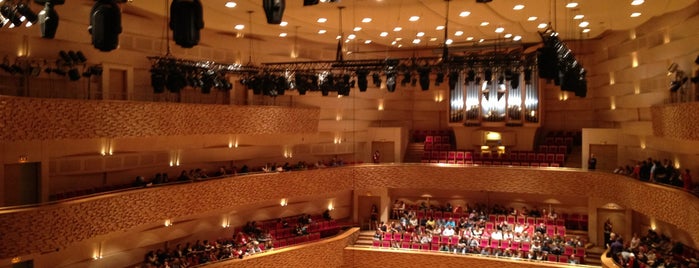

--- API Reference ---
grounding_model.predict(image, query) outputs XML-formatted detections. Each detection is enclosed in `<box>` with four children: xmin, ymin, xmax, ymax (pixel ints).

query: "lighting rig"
<box><xmin>537</xmin><ymin>27</ymin><xmax>588</xmax><ymax>97</ymax></box>
<box><xmin>147</xmin><ymin>56</ymin><xmax>257</xmax><ymax>94</ymax></box>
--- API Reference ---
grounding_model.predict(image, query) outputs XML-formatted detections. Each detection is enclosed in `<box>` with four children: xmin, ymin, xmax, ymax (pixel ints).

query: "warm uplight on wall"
<box><xmin>674</xmin><ymin>158</ymin><xmax>680</xmax><ymax>169</ymax></box>
<box><xmin>336</xmin><ymin>113</ymin><xmax>342</xmax><ymax>121</ymax></box>
<box><xmin>631</xmin><ymin>52</ymin><xmax>639</xmax><ymax>68</ymax></box>
<box><xmin>170</xmin><ymin>151</ymin><xmax>181</xmax><ymax>166</ymax></box>
<box><xmin>229</xmin><ymin>136</ymin><xmax>239</xmax><ymax>148</ymax></box>
<box><xmin>283</xmin><ymin>145</ymin><xmax>293</xmax><ymax>158</ymax></box>
<box><xmin>559</xmin><ymin>92</ymin><xmax>569</xmax><ymax>101</ymax></box>
<box><xmin>640</xmin><ymin>138</ymin><xmax>646</xmax><ymax>149</ymax></box>
<box><xmin>92</xmin><ymin>243</ymin><xmax>103</xmax><ymax>260</ymax></box>
<box><xmin>609</xmin><ymin>72</ymin><xmax>615</xmax><ymax>85</ymax></box>
<box><xmin>327</xmin><ymin>202</ymin><xmax>335</xmax><ymax>211</ymax></box>
<box><xmin>634</xmin><ymin>81</ymin><xmax>641</xmax><ymax>94</ymax></box>
<box><xmin>650</xmin><ymin>218</ymin><xmax>657</xmax><ymax>230</ymax></box>
<box><xmin>221</xmin><ymin>217</ymin><xmax>231</xmax><ymax>228</ymax></box>
<box><xmin>629</xmin><ymin>29</ymin><xmax>636</xmax><ymax>40</ymax></box>
<box><xmin>18</xmin><ymin>155</ymin><xmax>29</xmax><ymax>163</ymax></box>
<box><xmin>377</xmin><ymin>99</ymin><xmax>384</xmax><ymax>110</ymax></box>
<box><xmin>434</xmin><ymin>90</ymin><xmax>444</xmax><ymax>102</ymax></box>
<box><xmin>333</xmin><ymin>136</ymin><xmax>342</xmax><ymax>144</ymax></box>
<box><xmin>610</xmin><ymin>96</ymin><xmax>616</xmax><ymax>110</ymax></box>
<box><xmin>280</xmin><ymin>198</ymin><xmax>288</xmax><ymax>207</ymax></box>
<box><xmin>11</xmin><ymin>257</ymin><xmax>21</xmax><ymax>264</ymax></box>
<box><xmin>164</xmin><ymin>219</ymin><xmax>173</xmax><ymax>227</ymax></box>
<box><xmin>100</xmin><ymin>139</ymin><xmax>114</xmax><ymax>156</ymax></box>
<box><xmin>663</xmin><ymin>29</ymin><xmax>671</xmax><ymax>44</ymax></box>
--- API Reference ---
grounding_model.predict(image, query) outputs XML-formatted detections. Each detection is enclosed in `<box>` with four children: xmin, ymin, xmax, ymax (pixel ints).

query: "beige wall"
<box><xmin>1</xmin><ymin>165</ymin><xmax>698</xmax><ymax>265</ymax></box>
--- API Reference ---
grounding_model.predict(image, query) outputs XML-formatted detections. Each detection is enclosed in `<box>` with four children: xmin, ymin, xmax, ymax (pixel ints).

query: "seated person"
<box><xmin>442</xmin><ymin>225</ymin><xmax>455</xmax><ymax>236</ymax></box>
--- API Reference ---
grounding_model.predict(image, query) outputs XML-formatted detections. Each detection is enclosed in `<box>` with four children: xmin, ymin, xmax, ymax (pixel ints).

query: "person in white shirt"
<box><xmin>442</xmin><ymin>225</ymin><xmax>455</xmax><ymax>236</ymax></box>
<box><xmin>490</xmin><ymin>230</ymin><xmax>503</xmax><ymax>240</ymax></box>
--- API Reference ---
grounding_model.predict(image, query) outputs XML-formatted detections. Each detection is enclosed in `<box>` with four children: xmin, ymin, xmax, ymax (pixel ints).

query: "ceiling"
<box><xmin>125</xmin><ymin>0</ymin><xmax>694</xmax><ymax>50</ymax></box>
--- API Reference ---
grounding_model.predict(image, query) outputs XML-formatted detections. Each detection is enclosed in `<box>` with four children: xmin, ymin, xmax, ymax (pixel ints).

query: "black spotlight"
<box><xmin>17</xmin><ymin>3</ymin><xmax>39</xmax><ymax>27</ymax></box>
<box><xmin>448</xmin><ymin>71</ymin><xmax>459</xmax><ymax>90</ymax></box>
<box><xmin>262</xmin><ymin>0</ymin><xmax>285</xmax><ymax>25</ymax></box>
<box><xmin>88</xmin><ymin>0</ymin><xmax>122</xmax><ymax>52</ymax></box>
<box><xmin>303</xmin><ymin>0</ymin><xmax>319</xmax><ymax>6</ymax></box>
<box><xmin>1</xmin><ymin>5</ymin><xmax>23</xmax><ymax>27</ymax></box>
<box><xmin>386</xmin><ymin>71</ymin><xmax>397</xmax><ymax>92</ymax></box>
<box><xmin>510</xmin><ymin>71</ymin><xmax>520</xmax><ymax>89</ymax></box>
<box><xmin>38</xmin><ymin>1</ymin><xmax>60</xmax><ymax>38</ymax></box>
<box><xmin>170</xmin><ymin>0</ymin><xmax>204</xmax><ymax>48</ymax></box>
<box><xmin>435</xmin><ymin>71</ymin><xmax>444</xmax><ymax>86</ymax></box>
<box><xmin>484</xmin><ymin>69</ymin><xmax>493</xmax><ymax>82</ymax></box>
<box><xmin>355</xmin><ymin>69</ymin><xmax>369</xmax><ymax>92</ymax></box>
<box><xmin>151</xmin><ymin>68</ymin><xmax>166</xmax><ymax>93</ymax></box>
<box><xmin>68</xmin><ymin>67</ymin><xmax>81</xmax><ymax>81</ymax></box>
<box><xmin>418</xmin><ymin>67</ymin><xmax>430</xmax><ymax>91</ymax></box>
<box><xmin>669</xmin><ymin>77</ymin><xmax>688</xmax><ymax>92</ymax></box>
<box><xmin>371</xmin><ymin>72</ymin><xmax>381</xmax><ymax>87</ymax></box>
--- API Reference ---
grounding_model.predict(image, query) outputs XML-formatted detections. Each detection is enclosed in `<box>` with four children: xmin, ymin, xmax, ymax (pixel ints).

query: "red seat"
<box><xmin>411</xmin><ymin>243</ymin><xmax>420</xmax><ymax>250</ymax></box>
<box><xmin>439</xmin><ymin>151</ymin><xmax>448</xmax><ymax>160</ymax></box>
<box><xmin>521</xmin><ymin>241</ymin><xmax>530</xmax><ymax>252</ymax></box>
<box><xmin>464</xmin><ymin>152</ymin><xmax>473</xmax><ymax>160</ymax></box>
<box><xmin>401</xmin><ymin>241</ymin><xmax>411</xmax><ymax>249</ymax></box>
<box><xmin>455</xmin><ymin>151</ymin><xmax>464</xmax><ymax>160</ymax></box>
<box><xmin>490</xmin><ymin>239</ymin><xmax>499</xmax><ymax>249</ymax></box>
<box><xmin>480</xmin><ymin>238</ymin><xmax>489</xmax><ymax>248</ymax></box>
<box><xmin>539</xmin><ymin>145</ymin><xmax>548</xmax><ymax>153</ymax></box>
<box><xmin>383</xmin><ymin>233</ymin><xmax>392</xmax><ymax>241</ymax></box>
<box><xmin>500</xmin><ymin>240</ymin><xmax>510</xmax><ymax>250</ymax></box>
<box><xmin>563</xmin><ymin>246</ymin><xmax>574</xmax><ymax>256</ymax></box>
<box><xmin>447</xmin><ymin>151</ymin><xmax>456</xmax><ymax>160</ymax></box>
<box><xmin>527</xmin><ymin>152</ymin><xmax>536</xmax><ymax>162</ymax></box>
<box><xmin>430</xmin><ymin>243</ymin><xmax>440</xmax><ymax>251</ymax></box>
<box><xmin>575</xmin><ymin>247</ymin><xmax>586</xmax><ymax>258</ymax></box>
<box><xmin>381</xmin><ymin>240</ymin><xmax>390</xmax><ymax>247</ymax></box>
<box><xmin>425</xmin><ymin>136</ymin><xmax>433</xmax><ymax>143</ymax></box>
<box><xmin>558</xmin><ymin>255</ymin><xmax>569</xmax><ymax>263</ymax></box>
<box><xmin>424</xmin><ymin>143</ymin><xmax>433</xmax><ymax>151</ymax></box>
<box><xmin>536</xmin><ymin>153</ymin><xmax>545</xmax><ymax>162</ymax></box>
<box><xmin>393</xmin><ymin>233</ymin><xmax>402</xmax><ymax>241</ymax></box>
<box><xmin>506</xmin><ymin>215</ymin><xmax>515</xmax><ymax>224</ymax></box>
<box><xmin>546</xmin><ymin>153</ymin><xmax>555</xmax><ymax>162</ymax></box>
<box><xmin>548</xmin><ymin>254</ymin><xmax>558</xmax><ymax>262</ymax></box>
<box><xmin>557</xmin><ymin>145</ymin><xmax>567</xmax><ymax>154</ymax></box>
<box><xmin>434</xmin><ymin>136</ymin><xmax>442</xmax><ymax>143</ymax></box>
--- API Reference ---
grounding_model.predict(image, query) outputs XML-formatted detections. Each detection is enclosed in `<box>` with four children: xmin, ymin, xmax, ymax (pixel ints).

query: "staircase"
<box><xmin>404</xmin><ymin>142</ymin><xmax>425</xmax><ymax>163</ymax></box>
<box><xmin>585</xmin><ymin>246</ymin><xmax>605</xmax><ymax>266</ymax></box>
<box><xmin>354</xmin><ymin>230</ymin><xmax>376</xmax><ymax>247</ymax></box>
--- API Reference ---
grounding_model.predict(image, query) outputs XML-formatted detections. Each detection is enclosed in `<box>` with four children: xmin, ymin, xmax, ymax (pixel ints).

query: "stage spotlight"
<box><xmin>401</xmin><ymin>71</ymin><xmax>411</xmax><ymax>87</ymax></box>
<box><xmin>303</xmin><ymin>0</ymin><xmax>319</xmax><ymax>6</ymax></box>
<box><xmin>68</xmin><ymin>67</ymin><xmax>80</xmax><ymax>81</ymax></box>
<box><xmin>89</xmin><ymin>0</ymin><xmax>122</xmax><ymax>52</ymax></box>
<box><xmin>38</xmin><ymin>1</ymin><xmax>59</xmax><ymax>38</ymax></box>
<box><xmin>524</xmin><ymin>68</ymin><xmax>532</xmax><ymax>84</ymax></box>
<box><xmin>669</xmin><ymin>77</ymin><xmax>688</xmax><ymax>92</ymax></box>
<box><xmin>170</xmin><ymin>0</ymin><xmax>204</xmax><ymax>48</ymax></box>
<box><xmin>466</xmin><ymin>69</ymin><xmax>476</xmax><ymax>82</ymax></box>
<box><xmin>510</xmin><ymin>71</ymin><xmax>520</xmax><ymax>89</ymax></box>
<box><xmin>356</xmin><ymin>69</ymin><xmax>369</xmax><ymax>92</ymax></box>
<box><xmin>262</xmin><ymin>0</ymin><xmax>285</xmax><ymax>25</ymax></box>
<box><xmin>1</xmin><ymin>5</ymin><xmax>22</xmax><ymax>27</ymax></box>
<box><xmin>17</xmin><ymin>2</ymin><xmax>38</xmax><ymax>27</ymax></box>
<box><xmin>418</xmin><ymin>67</ymin><xmax>430</xmax><ymax>91</ymax></box>
<box><xmin>151</xmin><ymin>68</ymin><xmax>166</xmax><ymax>93</ymax></box>
<box><xmin>484</xmin><ymin>69</ymin><xmax>492</xmax><ymax>81</ymax></box>
<box><xmin>435</xmin><ymin>71</ymin><xmax>444</xmax><ymax>86</ymax></box>
<box><xmin>386</xmin><ymin>71</ymin><xmax>397</xmax><ymax>92</ymax></box>
<box><xmin>448</xmin><ymin>71</ymin><xmax>459</xmax><ymax>90</ymax></box>
<box><xmin>372</xmin><ymin>72</ymin><xmax>381</xmax><ymax>87</ymax></box>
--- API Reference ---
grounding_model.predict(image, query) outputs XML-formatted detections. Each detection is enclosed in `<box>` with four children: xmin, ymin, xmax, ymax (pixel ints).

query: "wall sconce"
<box><xmin>610</xmin><ymin>96</ymin><xmax>616</xmax><ymax>110</ymax></box>
<box><xmin>92</xmin><ymin>242</ymin><xmax>103</xmax><ymax>260</ymax></box>
<box><xmin>100</xmin><ymin>138</ymin><xmax>114</xmax><ymax>156</ymax></box>
<box><xmin>18</xmin><ymin>155</ymin><xmax>29</xmax><ymax>163</ymax></box>
<box><xmin>434</xmin><ymin>90</ymin><xmax>444</xmax><ymax>102</ymax></box>
<box><xmin>170</xmin><ymin>150</ymin><xmax>181</xmax><ymax>166</ymax></box>
<box><xmin>280</xmin><ymin>198</ymin><xmax>288</xmax><ymax>207</ymax></box>
<box><xmin>377</xmin><ymin>99</ymin><xmax>384</xmax><ymax>110</ymax></box>
<box><xmin>631</xmin><ymin>52</ymin><xmax>639</xmax><ymax>68</ymax></box>
<box><xmin>11</xmin><ymin>257</ymin><xmax>21</xmax><ymax>264</ymax></box>
<box><xmin>335</xmin><ymin>113</ymin><xmax>342</xmax><ymax>121</ymax></box>
<box><xmin>164</xmin><ymin>219</ymin><xmax>173</xmax><ymax>227</ymax></box>
<box><xmin>327</xmin><ymin>202</ymin><xmax>334</xmax><ymax>211</ymax></box>
<box><xmin>609</xmin><ymin>72</ymin><xmax>615</xmax><ymax>85</ymax></box>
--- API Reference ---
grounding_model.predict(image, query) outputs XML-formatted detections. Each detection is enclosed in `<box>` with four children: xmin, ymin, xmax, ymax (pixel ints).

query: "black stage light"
<box><xmin>371</xmin><ymin>72</ymin><xmax>381</xmax><ymax>87</ymax></box>
<box><xmin>510</xmin><ymin>71</ymin><xmax>520</xmax><ymax>89</ymax></box>
<box><xmin>355</xmin><ymin>69</ymin><xmax>369</xmax><ymax>92</ymax></box>
<box><xmin>435</xmin><ymin>71</ymin><xmax>444</xmax><ymax>86</ymax></box>
<box><xmin>262</xmin><ymin>0</ymin><xmax>285</xmax><ymax>25</ymax></box>
<box><xmin>38</xmin><ymin>1</ymin><xmax>59</xmax><ymax>38</ymax></box>
<box><xmin>401</xmin><ymin>71</ymin><xmax>411</xmax><ymax>87</ymax></box>
<box><xmin>476</xmin><ymin>0</ymin><xmax>492</xmax><ymax>3</ymax></box>
<box><xmin>89</xmin><ymin>0</ymin><xmax>122</xmax><ymax>52</ymax></box>
<box><xmin>669</xmin><ymin>77</ymin><xmax>688</xmax><ymax>92</ymax></box>
<box><xmin>466</xmin><ymin>69</ymin><xmax>476</xmax><ymax>82</ymax></box>
<box><xmin>338</xmin><ymin>74</ymin><xmax>351</xmax><ymax>96</ymax></box>
<box><xmin>303</xmin><ymin>0</ymin><xmax>319</xmax><ymax>6</ymax></box>
<box><xmin>68</xmin><ymin>67</ymin><xmax>80</xmax><ymax>81</ymax></box>
<box><xmin>524</xmin><ymin>68</ymin><xmax>532</xmax><ymax>83</ymax></box>
<box><xmin>484</xmin><ymin>69</ymin><xmax>492</xmax><ymax>82</ymax></box>
<box><xmin>59</xmin><ymin>50</ymin><xmax>72</xmax><ymax>64</ymax></box>
<box><xmin>1</xmin><ymin>5</ymin><xmax>23</xmax><ymax>27</ymax></box>
<box><xmin>418</xmin><ymin>67</ymin><xmax>430</xmax><ymax>91</ymax></box>
<box><xmin>17</xmin><ymin>2</ymin><xmax>38</xmax><ymax>27</ymax></box>
<box><xmin>170</xmin><ymin>0</ymin><xmax>204</xmax><ymax>48</ymax></box>
<box><xmin>166</xmin><ymin>69</ymin><xmax>186</xmax><ymax>92</ymax></box>
<box><xmin>386</xmin><ymin>71</ymin><xmax>397</xmax><ymax>92</ymax></box>
<box><xmin>151</xmin><ymin>69</ymin><xmax>166</xmax><ymax>93</ymax></box>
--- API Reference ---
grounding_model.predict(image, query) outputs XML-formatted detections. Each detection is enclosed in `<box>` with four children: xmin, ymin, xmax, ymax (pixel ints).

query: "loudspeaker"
<box><xmin>170</xmin><ymin>0</ymin><xmax>204</xmax><ymax>48</ymax></box>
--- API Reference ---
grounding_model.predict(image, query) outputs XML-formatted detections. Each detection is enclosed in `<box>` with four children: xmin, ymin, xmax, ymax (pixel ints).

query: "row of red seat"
<box><xmin>371</xmin><ymin>239</ymin><xmax>585</xmax><ymax>263</ymax></box>
<box><xmin>423</xmin><ymin>151</ymin><xmax>566</xmax><ymax>163</ymax></box>
<box><xmin>421</xmin><ymin>160</ymin><xmax>564</xmax><ymax>168</ymax></box>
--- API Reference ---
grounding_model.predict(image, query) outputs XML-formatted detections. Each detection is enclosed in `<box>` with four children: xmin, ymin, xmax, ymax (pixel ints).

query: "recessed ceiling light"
<box><xmin>364</xmin><ymin>40</ymin><xmax>372</xmax><ymax>44</ymax></box>
<box><xmin>347</xmin><ymin>34</ymin><xmax>356</xmax><ymax>40</ymax></box>
<box><xmin>455</xmin><ymin>31</ymin><xmax>464</xmax><ymax>36</ymax></box>
<box><xmin>395</xmin><ymin>37</ymin><xmax>403</xmax><ymax>41</ymax></box>
<box><xmin>336</xmin><ymin>35</ymin><xmax>342</xmax><ymax>39</ymax></box>
<box><xmin>362</xmin><ymin>18</ymin><xmax>372</xmax><ymax>23</ymax></box>
<box><xmin>380</xmin><ymin>32</ymin><xmax>388</xmax><ymax>37</ymax></box>
<box><xmin>504</xmin><ymin>33</ymin><xmax>512</xmax><ymax>38</ymax></box>
<box><xmin>466</xmin><ymin>36</ymin><xmax>474</xmax><ymax>41</ymax></box>
<box><xmin>495</xmin><ymin>27</ymin><xmax>504</xmax><ymax>33</ymax></box>
<box><xmin>280</xmin><ymin>21</ymin><xmax>288</xmax><ymax>27</ymax></box>
<box><xmin>409</xmin><ymin>16</ymin><xmax>420</xmax><ymax>22</ymax></box>
<box><xmin>429</xmin><ymin>37</ymin><xmax>438</xmax><ymax>41</ymax></box>
<box><xmin>279</xmin><ymin>33</ymin><xmax>287</xmax><ymax>37</ymax></box>
<box><xmin>513</xmin><ymin>4</ymin><xmax>525</xmax><ymax>10</ymax></box>
<box><xmin>513</xmin><ymin>35</ymin><xmax>522</xmax><ymax>41</ymax></box>
<box><xmin>479</xmin><ymin>38</ymin><xmax>485</xmax><ymax>43</ymax></box>
<box><xmin>630</xmin><ymin>12</ymin><xmax>641</xmax><ymax>17</ymax></box>
<box><xmin>398</xmin><ymin>44</ymin><xmax>403</xmax><ymax>48</ymax></box>
<box><xmin>574</xmin><ymin>14</ymin><xmax>584</xmax><ymax>20</ymax></box>
<box><xmin>537</xmin><ymin>23</ymin><xmax>548</xmax><ymax>29</ymax></box>
<box><xmin>416</xmin><ymin>32</ymin><xmax>425</xmax><ymax>37</ymax></box>
<box><xmin>480</xmin><ymin>21</ymin><xmax>489</xmax><ymax>26</ymax></box>
<box><xmin>317</xmin><ymin>18</ymin><xmax>327</xmax><ymax>23</ymax></box>
<box><xmin>578</xmin><ymin>21</ymin><xmax>589</xmax><ymax>27</ymax></box>
<box><xmin>225</xmin><ymin>1</ymin><xmax>237</xmax><ymax>8</ymax></box>
<box><xmin>527</xmin><ymin>16</ymin><xmax>537</xmax><ymax>21</ymax></box>
<box><xmin>391</xmin><ymin>41</ymin><xmax>397</xmax><ymax>45</ymax></box>
<box><xmin>582</xmin><ymin>28</ymin><xmax>591</xmax><ymax>33</ymax></box>
<box><xmin>413</xmin><ymin>39</ymin><xmax>421</xmax><ymax>44</ymax></box>
<box><xmin>436</xmin><ymin>25</ymin><xmax>445</xmax><ymax>30</ymax></box>
<box><xmin>353</xmin><ymin>27</ymin><xmax>362</xmax><ymax>31</ymax></box>
<box><xmin>318</xmin><ymin>29</ymin><xmax>327</xmax><ymax>34</ymax></box>
<box><xmin>393</xmin><ymin>27</ymin><xmax>402</xmax><ymax>31</ymax></box>
<box><xmin>345</xmin><ymin>39</ymin><xmax>350</xmax><ymax>43</ymax></box>
<box><xmin>234</xmin><ymin>24</ymin><xmax>244</xmax><ymax>30</ymax></box>
<box><xmin>566</xmin><ymin>2</ymin><xmax>578</xmax><ymax>8</ymax></box>
<box><xmin>445</xmin><ymin>39</ymin><xmax>453</xmax><ymax>45</ymax></box>
<box><xmin>631</xmin><ymin>0</ymin><xmax>644</xmax><ymax>5</ymax></box>
<box><xmin>459</xmin><ymin>11</ymin><xmax>471</xmax><ymax>17</ymax></box>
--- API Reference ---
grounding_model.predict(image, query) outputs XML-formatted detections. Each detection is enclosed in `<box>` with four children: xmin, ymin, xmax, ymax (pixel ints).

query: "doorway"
<box><xmin>597</xmin><ymin>208</ymin><xmax>627</xmax><ymax>246</ymax></box>
<box><xmin>371</xmin><ymin>141</ymin><xmax>395</xmax><ymax>163</ymax></box>
<box><xmin>358</xmin><ymin>195</ymin><xmax>381</xmax><ymax>230</ymax></box>
<box><xmin>3</xmin><ymin>162</ymin><xmax>41</xmax><ymax>206</ymax></box>
<box><xmin>589</xmin><ymin>144</ymin><xmax>617</xmax><ymax>172</ymax></box>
